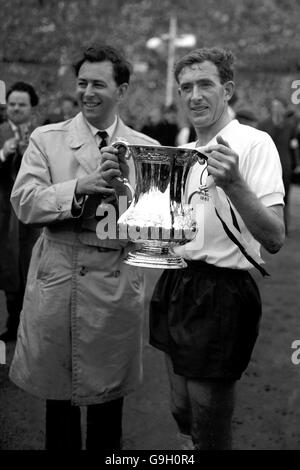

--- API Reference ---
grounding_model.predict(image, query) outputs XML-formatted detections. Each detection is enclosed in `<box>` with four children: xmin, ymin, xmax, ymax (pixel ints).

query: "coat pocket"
<box><xmin>33</xmin><ymin>236</ymin><xmax>56</xmax><ymax>281</ymax></box>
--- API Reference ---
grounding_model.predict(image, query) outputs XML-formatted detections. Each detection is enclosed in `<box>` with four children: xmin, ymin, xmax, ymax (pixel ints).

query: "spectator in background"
<box><xmin>162</xmin><ymin>103</ymin><xmax>180</xmax><ymax>146</ymax></box>
<box><xmin>176</xmin><ymin>122</ymin><xmax>196</xmax><ymax>146</ymax></box>
<box><xmin>44</xmin><ymin>94</ymin><xmax>78</xmax><ymax>124</ymax></box>
<box><xmin>292</xmin><ymin>118</ymin><xmax>300</xmax><ymax>183</ymax></box>
<box><xmin>0</xmin><ymin>81</ymin><xmax>41</xmax><ymax>342</ymax></box>
<box><xmin>140</xmin><ymin>106</ymin><xmax>161</xmax><ymax>140</ymax></box>
<box><xmin>0</xmin><ymin>81</ymin><xmax>5</xmax><ymax>123</ymax></box>
<box><xmin>258</xmin><ymin>98</ymin><xmax>298</xmax><ymax>233</ymax></box>
<box><xmin>141</xmin><ymin>103</ymin><xmax>179</xmax><ymax>146</ymax></box>
<box><xmin>0</xmin><ymin>104</ymin><xmax>6</xmax><ymax>124</ymax></box>
<box><xmin>235</xmin><ymin>108</ymin><xmax>257</xmax><ymax>127</ymax></box>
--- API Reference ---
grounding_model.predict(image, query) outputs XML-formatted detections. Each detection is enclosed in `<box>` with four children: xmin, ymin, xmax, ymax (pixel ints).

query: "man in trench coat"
<box><xmin>9</xmin><ymin>44</ymin><xmax>158</xmax><ymax>450</ymax></box>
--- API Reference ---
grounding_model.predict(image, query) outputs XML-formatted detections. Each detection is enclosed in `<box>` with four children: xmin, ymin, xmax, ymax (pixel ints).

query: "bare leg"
<box><xmin>187</xmin><ymin>379</ymin><xmax>236</xmax><ymax>450</ymax></box>
<box><xmin>164</xmin><ymin>354</ymin><xmax>192</xmax><ymax>436</ymax></box>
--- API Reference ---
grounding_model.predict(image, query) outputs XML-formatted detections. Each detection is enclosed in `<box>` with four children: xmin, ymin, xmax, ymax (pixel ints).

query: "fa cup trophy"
<box><xmin>112</xmin><ymin>141</ymin><xmax>207</xmax><ymax>269</ymax></box>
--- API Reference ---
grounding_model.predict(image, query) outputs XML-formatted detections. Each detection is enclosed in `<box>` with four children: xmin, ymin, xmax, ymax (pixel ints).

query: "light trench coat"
<box><xmin>9</xmin><ymin>113</ymin><xmax>158</xmax><ymax>405</ymax></box>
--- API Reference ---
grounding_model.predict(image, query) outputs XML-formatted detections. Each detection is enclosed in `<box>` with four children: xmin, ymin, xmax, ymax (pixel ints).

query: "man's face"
<box><xmin>7</xmin><ymin>91</ymin><xmax>32</xmax><ymax>125</ymax></box>
<box><xmin>76</xmin><ymin>60</ymin><xmax>127</xmax><ymax>128</ymax></box>
<box><xmin>177</xmin><ymin>60</ymin><xmax>232</xmax><ymax>130</ymax></box>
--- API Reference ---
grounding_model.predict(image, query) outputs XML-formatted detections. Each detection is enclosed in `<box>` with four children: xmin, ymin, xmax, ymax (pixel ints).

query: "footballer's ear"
<box><xmin>223</xmin><ymin>81</ymin><xmax>235</xmax><ymax>102</ymax></box>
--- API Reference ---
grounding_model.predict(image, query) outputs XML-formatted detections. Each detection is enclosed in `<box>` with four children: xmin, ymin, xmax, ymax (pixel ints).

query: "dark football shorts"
<box><xmin>149</xmin><ymin>260</ymin><xmax>262</xmax><ymax>380</ymax></box>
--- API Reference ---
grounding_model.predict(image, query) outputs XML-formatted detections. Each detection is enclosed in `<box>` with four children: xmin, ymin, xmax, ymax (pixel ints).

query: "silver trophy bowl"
<box><xmin>113</xmin><ymin>140</ymin><xmax>207</xmax><ymax>269</ymax></box>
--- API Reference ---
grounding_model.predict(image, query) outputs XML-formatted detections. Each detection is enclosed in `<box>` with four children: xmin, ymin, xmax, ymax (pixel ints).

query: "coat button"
<box><xmin>79</xmin><ymin>266</ymin><xmax>88</xmax><ymax>276</ymax></box>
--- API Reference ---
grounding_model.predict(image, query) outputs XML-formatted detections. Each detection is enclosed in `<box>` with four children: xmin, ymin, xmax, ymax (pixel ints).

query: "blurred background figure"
<box><xmin>235</xmin><ymin>108</ymin><xmax>257</xmax><ymax>127</ymax></box>
<box><xmin>44</xmin><ymin>94</ymin><xmax>78</xmax><ymax>124</ymax></box>
<box><xmin>258</xmin><ymin>98</ymin><xmax>299</xmax><ymax>234</ymax></box>
<box><xmin>176</xmin><ymin>122</ymin><xmax>196</xmax><ymax>145</ymax></box>
<box><xmin>140</xmin><ymin>106</ymin><xmax>162</xmax><ymax>141</ymax></box>
<box><xmin>162</xmin><ymin>103</ymin><xmax>180</xmax><ymax>146</ymax></box>
<box><xmin>141</xmin><ymin>103</ymin><xmax>179</xmax><ymax>146</ymax></box>
<box><xmin>0</xmin><ymin>81</ymin><xmax>41</xmax><ymax>342</ymax></box>
<box><xmin>291</xmin><ymin>118</ymin><xmax>300</xmax><ymax>184</ymax></box>
<box><xmin>0</xmin><ymin>80</ymin><xmax>6</xmax><ymax>124</ymax></box>
<box><xmin>0</xmin><ymin>104</ymin><xmax>7</xmax><ymax>124</ymax></box>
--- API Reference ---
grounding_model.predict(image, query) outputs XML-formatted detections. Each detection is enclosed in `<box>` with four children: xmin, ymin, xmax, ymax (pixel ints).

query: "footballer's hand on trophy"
<box><xmin>205</xmin><ymin>135</ymin><xmax>242</xmax><ymax>190</ymax></box>
<box><xmin>2</xmin><ymin>137</ymin><xmax>18</xmax><ymax>159</ymax></box>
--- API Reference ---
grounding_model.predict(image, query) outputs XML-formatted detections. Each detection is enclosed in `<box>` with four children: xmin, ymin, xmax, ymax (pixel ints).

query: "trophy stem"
<box><xmin>123</xmin><ymin>242</ymin><xmax>187</xmax><ymax>269</ymax></box>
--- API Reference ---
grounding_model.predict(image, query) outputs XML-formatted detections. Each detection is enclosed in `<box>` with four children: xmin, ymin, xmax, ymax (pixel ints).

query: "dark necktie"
<box><xmin>98</xmin><ymin>130</ymin><xmax>108</xmax><ymax>150</ymax></box>
<box><xmin>97</xmin><ymin>130</ymin><xmax>116</xmax><ymax>205</ymax></box>
<box><xmin>97</xmin><ymin>130</ymin><xmax>111</xmax><ymax>200</ymax></box>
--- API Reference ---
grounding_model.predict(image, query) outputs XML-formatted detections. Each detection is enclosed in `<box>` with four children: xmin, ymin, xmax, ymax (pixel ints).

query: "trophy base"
<box><xmin>123</xmin><ymin>242</ymin><xmax>187</xmax><ymax>269</ymax></box>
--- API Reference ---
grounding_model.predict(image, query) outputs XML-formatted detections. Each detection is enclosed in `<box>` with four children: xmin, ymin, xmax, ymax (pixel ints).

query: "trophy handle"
<box><xmin>187</xmin><ymin>149</ymin><xmax>208</xmax><ymax>205</ymax></box>
<box><xmin>112</xmin><ymin>139</ymin><xmax>132</xmax><ymax>160</ymax></box>
<box><xmin>111</xmin><ymin>140</ymin><xmax>134</xmax><ymax>205</ymax></box>
<box><xmin>192</xmin><ymin>148</ymin><xmax>207</xmax><ymax>165</ymax></box>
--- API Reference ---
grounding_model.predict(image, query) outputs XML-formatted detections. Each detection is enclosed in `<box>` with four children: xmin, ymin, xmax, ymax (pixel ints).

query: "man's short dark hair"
<box><xmin>6</xmin><ymin>82</ymin><xmax>39</xmax><ymax>107</ymax></box>
<box><xmin>73</xmin><ymin>44</ymin><xmax>132</xmax><ymax>86</ymax></box>
<box><xmin>174</xmin><ymin>47</ymin><xmax>235</xmax><ymax>84</ymax></box>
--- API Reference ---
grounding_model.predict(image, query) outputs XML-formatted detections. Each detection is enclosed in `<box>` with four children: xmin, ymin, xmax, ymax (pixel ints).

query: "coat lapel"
<box><xmin>67</xmin><ymin>114</ymin><xmax>135</xmax><ymax>176</ymax></box>
<box><xmin>67</xmin><ymin>113</ymin><xmax>100</xmax><ymax>174</ymax></box>
<box><xmin>111</xmin><ymin>117</ymin><xmax>133</xmax><ymax>144</ymax></box>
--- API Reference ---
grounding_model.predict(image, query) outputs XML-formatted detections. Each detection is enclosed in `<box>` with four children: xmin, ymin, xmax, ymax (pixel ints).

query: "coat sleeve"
<box><xmin>10</xmin><ymin>129</ymin><xmax>79</xmax><ymax>225</ymax></box>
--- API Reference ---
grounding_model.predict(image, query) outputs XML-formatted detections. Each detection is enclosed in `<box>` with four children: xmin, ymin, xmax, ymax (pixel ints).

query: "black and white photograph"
<box><xmin>0</xmin><ymin>0</ymin><xmax>300</xmax><ymax>456</ymax></box>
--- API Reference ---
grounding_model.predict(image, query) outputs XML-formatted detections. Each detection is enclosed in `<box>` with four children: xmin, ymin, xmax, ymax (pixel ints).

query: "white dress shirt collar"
<box><xmin>84</xmin><ymin>116</ymin><xmax>118</xmax><ymax>144</ymax></box>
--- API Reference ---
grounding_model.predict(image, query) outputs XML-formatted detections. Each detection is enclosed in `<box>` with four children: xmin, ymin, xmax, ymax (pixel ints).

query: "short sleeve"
<box><xmin>241</xmin><ymin>132</ymin><xmax>285</xmax><ymax>207</ymax></box>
